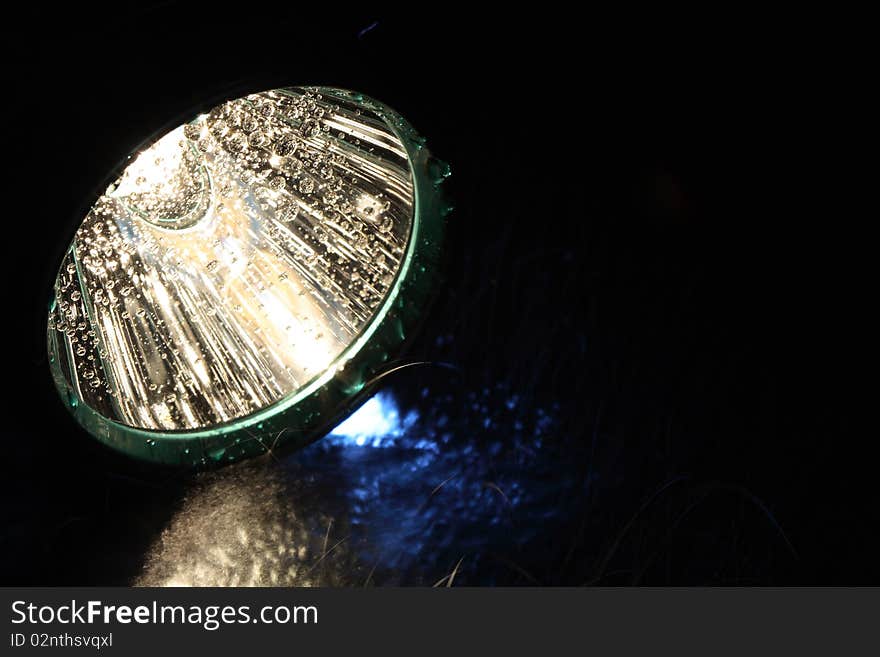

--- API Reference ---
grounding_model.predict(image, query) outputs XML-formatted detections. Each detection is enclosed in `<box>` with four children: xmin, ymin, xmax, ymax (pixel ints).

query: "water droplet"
<box><xmin>300</xmin><ymin>119</ymin><xmax>321</xmax><ymax>138</ymax></box>
<box><xmin>183</xmin><ymin>123</ymin><xmax>201</xmax><ymax>141</ymax></box>
<box><xmin>240</xmin><ymin>115</ymin><xmax>258</xmax><ymax>133</ymax></box>
<box><xmin>274</xmin><ymin>135</ymin><xmax>297</xmax><ymax>156</ymax></box>
<box><xmin>248</xmin><ymin>131</ymin><xmax>269</xmax><ymax>148</ymax></box>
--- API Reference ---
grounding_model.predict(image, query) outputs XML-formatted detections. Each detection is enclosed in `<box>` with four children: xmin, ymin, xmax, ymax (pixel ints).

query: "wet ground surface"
<box><xmin>136</xmin><ymin>379</ymin><xmax>589</xmax><ymax>586</ymax></box>
<box><xmin>97</xmin><ymin>359</ymin><xmax>791</xmax><ymax>587</ymax></box>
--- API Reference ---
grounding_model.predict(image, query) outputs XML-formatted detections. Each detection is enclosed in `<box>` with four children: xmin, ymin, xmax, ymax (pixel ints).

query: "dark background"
<box><xmin>0</xmin><ymin>7</ymin><xmax>862</xmax><ymax>584</ymax></box>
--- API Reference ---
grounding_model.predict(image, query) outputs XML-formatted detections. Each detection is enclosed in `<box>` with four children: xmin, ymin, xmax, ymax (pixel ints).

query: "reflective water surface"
<box><xmin>136</xmin><ymin>379</ymin><xmax>580</xmax><ymax>586</ymax></box>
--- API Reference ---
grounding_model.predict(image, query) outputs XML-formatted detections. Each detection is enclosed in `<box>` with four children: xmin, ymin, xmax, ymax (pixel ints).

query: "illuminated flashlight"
<box><xmin>47</xmin><ymin>86</ymin><xmax>450</xmax><ymax>467</ymax></box>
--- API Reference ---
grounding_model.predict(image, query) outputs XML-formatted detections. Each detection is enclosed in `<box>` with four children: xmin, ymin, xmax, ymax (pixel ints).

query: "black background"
<box><xmin>0</xmin><ymin>7</ymin><xmax>863</xmax><ymax>584</ymax></box>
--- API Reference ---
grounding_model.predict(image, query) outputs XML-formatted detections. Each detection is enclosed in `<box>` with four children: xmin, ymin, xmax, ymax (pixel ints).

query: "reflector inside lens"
<box><xmin>48</xmin><ymin>88</ymin><xmax>415</xmax><ymax>432</ymax></box>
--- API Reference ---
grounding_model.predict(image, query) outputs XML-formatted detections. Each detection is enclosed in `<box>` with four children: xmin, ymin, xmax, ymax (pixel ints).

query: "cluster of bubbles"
<box><xmin>48</xmin><ymin>88</ymin><xmax>416</xmax><ymax>430</ymax></box>
<box><xmin>193</xmin><ymin>89</ymin><xmax>411</xmax><ymax>321</ymax></box>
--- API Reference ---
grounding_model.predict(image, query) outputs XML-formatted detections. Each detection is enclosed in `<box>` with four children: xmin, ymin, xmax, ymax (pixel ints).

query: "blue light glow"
<box><xmin>326</xmin><ymin>391</ymin><xmax>419</xmax><ymax>449</ymax></box>
<box><xmin>293</xmin><ymin>382</ymin><xmax>574</xmax><ymax>583</ymax></box>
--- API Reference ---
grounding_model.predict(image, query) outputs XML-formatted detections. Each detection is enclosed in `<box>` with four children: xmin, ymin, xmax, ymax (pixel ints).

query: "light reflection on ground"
<box><xmin>326</xmin><ymin>392</ymin><xmax>420</xmax><ymax>449</ymax></box>
<box><xmin>138</xmin><ymin>382</ymin><xmax>580</xmax><ymax>586</ymax></box>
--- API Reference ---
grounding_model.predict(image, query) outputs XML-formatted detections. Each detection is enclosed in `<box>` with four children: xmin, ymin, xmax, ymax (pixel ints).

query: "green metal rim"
<box><xmin>47</xmin><ymin>87</ymin><xmax>451</xmax><ymax>468</ymax></box>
